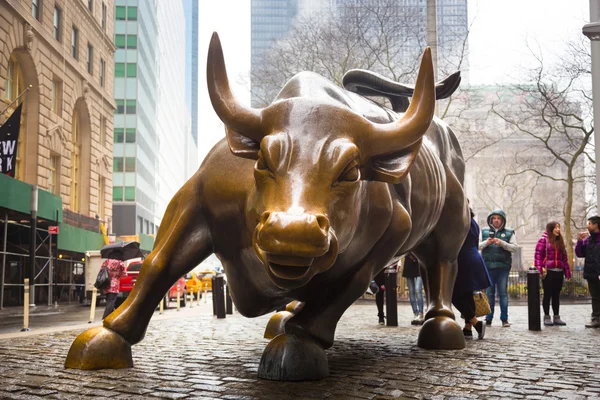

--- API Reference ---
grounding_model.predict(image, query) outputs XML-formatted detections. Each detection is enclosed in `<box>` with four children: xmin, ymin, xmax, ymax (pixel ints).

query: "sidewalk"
<box><xmin>0</xmin><ymin>302</ymin><xmax>599</xmax><ymax>399</ymax></box>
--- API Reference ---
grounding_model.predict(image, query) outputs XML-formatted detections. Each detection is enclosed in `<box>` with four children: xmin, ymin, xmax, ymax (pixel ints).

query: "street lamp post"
<box><xmin>583</xmin><ymin>0</ymin><xmax>600</xmax><ymax>213</ymax></box>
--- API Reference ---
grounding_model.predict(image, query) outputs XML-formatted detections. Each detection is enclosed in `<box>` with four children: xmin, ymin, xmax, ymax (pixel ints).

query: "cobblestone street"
<box><xmin>0</xmin><ymin>300</ymin><xmax>599</xmax><ymax>399</ymax></box>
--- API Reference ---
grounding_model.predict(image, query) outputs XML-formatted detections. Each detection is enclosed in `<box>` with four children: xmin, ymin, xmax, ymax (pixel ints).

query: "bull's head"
<box><xmin>207</xmin><ymin>33</ymin><xmax>434</xmax><ymax>289</ymax></box>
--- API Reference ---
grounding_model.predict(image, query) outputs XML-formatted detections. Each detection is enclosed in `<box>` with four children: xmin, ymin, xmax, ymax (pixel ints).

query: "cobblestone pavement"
<box><xmin>0</xmin><ymin>300</ymin><xmax>599</xmax><ymax>399</ymax></box>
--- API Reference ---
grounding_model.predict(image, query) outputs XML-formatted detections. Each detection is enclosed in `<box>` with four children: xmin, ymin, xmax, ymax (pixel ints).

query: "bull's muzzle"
<box><xmin>254</xmin><ymin>211</ymin><xmax>338</xmax><ymax>287</ymax></box>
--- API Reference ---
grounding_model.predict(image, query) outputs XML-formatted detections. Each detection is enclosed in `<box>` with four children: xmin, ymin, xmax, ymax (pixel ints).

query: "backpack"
<box><xmin>94</xmin><ymin>264</ymin><xmax>111</xmax><ymax>290</ymax></box>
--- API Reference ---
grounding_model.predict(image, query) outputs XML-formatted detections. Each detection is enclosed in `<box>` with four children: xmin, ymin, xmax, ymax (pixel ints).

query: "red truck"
<box><xmin>117</xmin><ymin>260</ymin><xmax>187</xmax><ymax>308</ymax></box>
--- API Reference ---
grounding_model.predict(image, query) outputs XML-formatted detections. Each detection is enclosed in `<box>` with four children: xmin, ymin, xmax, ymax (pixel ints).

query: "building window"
<box><xmin>114</xmin><ymin>128</ymin><xmax>124</xmax><ymax>142</ymax></box>
<box><xmin>48</xmin><ymin>155</ymin><xmax>59</xmax><ymax>194</ymax></box>
<box><xmin>126</xmin><ymin>63</ymin><xmax>137</xmax><ymax>77</ymax></box>
<box><xmin>70</xmin><ymin>110</ymin><xmax>81</xmax><ymax>211</ymax></box>
<box><xmin>98</xmin><ymin>177</ymin><xmax>105</xmax><ymax>219</ymax></box>
<box><xmin>116</xmin><ymin>6</ymin><xmax>126</xmax><ymax>20</ymax></box>
<box><xmin>138</xmin><ymin>216</ymin><xmax>143</xmax><ymax>233</ymax></box>
<box><xmin>126</xmin><ymin>35</ymin><xmax>137</xmax><ymax>49</ymax></box>
<box><xmin>71</xmin><ymin>26</ymin><xmax>79</xmax><ymax>59</ymax></box>
<box><xmin>113</xmin><ymin>157</ymin><xmax>123</xmax><ymax>172</ymax></box>
<box><xmin>87</xmin><ymin>44</ymin><xmax>93</xmax><ymax>74</ymax></box>
<box><xmin>125</xmin><ymin>128</ymin><xmax>135</xmax><ymax>143</ymax></box>
<box><xmin>114</xmin><ymin>34</ymin><xmax>125</xmax><ymax>49</ymax></box>
<box><xmin>127</xmin><ymin>6</ymin><xmax>137</xmax><ymax>20</ymax></box>
<box><xmin>4</xmin><ymin>58</ymin><xmax>16</xmax><ymax>101</ymax></box>
<box><xmin>100</xmin><ymin>58</ymin><xmax>105</xmax><ymax>87</ymax></box>
<box><xmin>113</xmin><ymin>186</ymin><xmax>123</xmax><ymax>201</ymax></box>
<box><xmin>124</xmin><ymin>187</ymin><xmax>135</xmax><ymax>201</ymax></box>
<box><xmin>101</xmin><ymin>2</ymin><xmax>107</xmax><ymax>31</ymax></box>
<box><xmin>32</xmin><ymin>0</ymin><xmax>41</xmax><ymax>20</ymax></box>
<box><xmin>125</xmin><ymin>100</ymin><xmax>136</xmax><ymax>114</ymax></box>
<box><xmin>124</xmin><ymin>157</ymin><xmax>136</xmax><ymax>172</ymax></box>
<box><xmin>53</xmin><ymin>7</ymin><xmax>61</xmax><ymax>41</ymax></box>
<box><xmin>4</xmin><ymin>56</ymin><xmax>25</xmax><ymax>180</ymax></box>
<box><xmin>88</xmin><ymin>0</ymin><xmax>93</xmax><ymax>12</ymax></box>
<box><xmin>114</xmin><ymin>62</ymin><xmax>125</xmax><ymax>77</ymax></box>
<box><xmin>145</xmin><ymin>220</ymin><xmax>149</xmax><ymax>234</ymax></box>
<box><xmin>51</xmin><ymin>79</ymin><xmax>62</xmax><ymax>115</ymax></box>
<box><xmin>99</xmin><ymin>116</ymin><xmax>106</xmax><ymax>146</ymax></box>
<box><xmin>115</xmin><ymin>99</ymin><xmax>124</xmax><ymax>114</ymax></box>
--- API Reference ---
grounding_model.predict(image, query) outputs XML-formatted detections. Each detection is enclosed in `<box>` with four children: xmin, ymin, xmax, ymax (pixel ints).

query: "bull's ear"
<box><xmin>225</xmin><ymin>126</ymin><xmax>260</xmax><ymax>160</ymax></box>
<box><xmin>361</xmin><ymin>140</ymin><xmax>421</xmax><ymax>184</ymax></box>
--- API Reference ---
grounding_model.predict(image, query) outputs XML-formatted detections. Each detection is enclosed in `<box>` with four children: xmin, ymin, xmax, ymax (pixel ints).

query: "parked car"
<box><xmin>117</xmin><ymin>260</ymin><xmax>187</xmax><ymax>308</ymax></box>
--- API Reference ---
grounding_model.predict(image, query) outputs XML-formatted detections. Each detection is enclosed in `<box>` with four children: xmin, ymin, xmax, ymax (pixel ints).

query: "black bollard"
<box><xmin>212</xmin><ymin>275</ymin><xmax>226</xmax><ymax>319</ymax></box>
<box><xmin>527</xmin><ymin>267</ymin><xmax>541</xmax><ymax>331</ymax></box>
<box><xmin>225</xmin><ymin>283</ymin><xmax>233</xmax><ymax>314</ymax></box>
<box><xmin>384</xmin><ymin>264</ymin><xmax>398</xmax><ymax>327</ymax></box>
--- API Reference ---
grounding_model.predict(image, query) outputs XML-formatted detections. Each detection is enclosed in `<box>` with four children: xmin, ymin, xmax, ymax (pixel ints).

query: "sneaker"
<box><xmin>485</xmin><ymin>319</ymin><xmax>492</xmax><ymax>326</ymax></box>
<box><xmin>463</xmin><ymin>328</ymin><xmax>473</xmax><ymax>339</ymax></box>
<box><xmin>544</xmin><ymin>315</ymin><xmax>553</xmax><ymax>326</ymax></box>
<box><xmin>553</xmin><ymin>315</ymin><xmax>566</xmax><ymax>326</ymax></box>
<box><xmin>411</xmin><ymin>313</ymin><xmax>420</xmax><ymax>325</ymax></box>
<box><xmin>501</xmin><ymin>320</ymin><xmax>511</xmax><ymax>327</ymax></box>
<box><xmin>378</xmin><ymin>316</ymin><xmax>385</xmax><ymax>325</ymax></box>
<box><xmin>585</xmin><ymin>317</ymin><xmax>600</xmax><ymax>328</ymax></box>
<box><xmin>474</xmin><ymin>320</ymin><xmax>486</xmax><ymax>339</ymax></box>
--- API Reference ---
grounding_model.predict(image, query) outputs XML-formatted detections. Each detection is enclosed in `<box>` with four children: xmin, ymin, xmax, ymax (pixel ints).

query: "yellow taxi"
<box><xmin>186</xmin><ymin>270</ymin><xmax>217</xmax><ymax>293</ymax></box>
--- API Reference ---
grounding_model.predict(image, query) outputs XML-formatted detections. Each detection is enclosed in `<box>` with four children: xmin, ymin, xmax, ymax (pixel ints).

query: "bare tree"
<box><xmin>490</xmin><ymin>38</ymin><xmax>594</xmax><ymax>268</ymax></box>
<box><xmin>250</xmin><ymin>0</ymin><xmax>469</xmax><ymax>107</ymax></box>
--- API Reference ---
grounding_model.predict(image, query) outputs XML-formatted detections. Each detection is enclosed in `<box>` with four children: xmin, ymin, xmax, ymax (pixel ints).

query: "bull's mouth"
<box><xmin>253</xmin><ymin>231</ymin><xmax>339</xmax><ymax>290</ymax></box>
<box><xmin>267</xmin><ymin>254</ymin><xmax>313</xmax><ymax>280</ymax></box>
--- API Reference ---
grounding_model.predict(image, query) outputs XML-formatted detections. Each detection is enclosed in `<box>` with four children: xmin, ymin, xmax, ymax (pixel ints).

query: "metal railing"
<box><xmin>507</xmin><ymin>269</ymin><xmax>590</xmax><ymax>301</ymax></box>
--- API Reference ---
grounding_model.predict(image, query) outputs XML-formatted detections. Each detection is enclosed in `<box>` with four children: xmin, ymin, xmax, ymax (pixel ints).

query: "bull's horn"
<box><xmin>364</xmin><ymin>48</ymin><xmax>435</xmax><ymax>156</ymax></box>
<box><xmin>207</xmin><ymin>32</ymin><xmax>263</xmax><ymax>141</ymax></box>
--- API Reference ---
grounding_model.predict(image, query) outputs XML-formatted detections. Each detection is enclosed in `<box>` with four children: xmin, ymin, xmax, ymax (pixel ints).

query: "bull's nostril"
<box><xmin>260</xmin><ymin>212</ymin><xmax>271</xmax><ymax>225</ymax></box>
<box><xmin>316</xmin><ymin>214</ymin><xmax>329</xmax><ymax>232</ymax></box>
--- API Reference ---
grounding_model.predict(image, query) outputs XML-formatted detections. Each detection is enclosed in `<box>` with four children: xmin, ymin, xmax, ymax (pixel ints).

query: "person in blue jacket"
<box><xmin>453</xmin><ymin>208</ymin><xmax>492</xmax><ymax>339</ymax></box>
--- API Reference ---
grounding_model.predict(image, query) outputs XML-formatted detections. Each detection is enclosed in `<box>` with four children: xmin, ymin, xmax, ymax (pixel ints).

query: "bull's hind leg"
<box><xmin>65</xmin><ymin>179</ymin><xmax>212</xmax><ymax>369</ymax></box>
<box><xmin>415</xmin><ymin>169</ymin><xmax>469</xmax><ymax>350</ymax></box>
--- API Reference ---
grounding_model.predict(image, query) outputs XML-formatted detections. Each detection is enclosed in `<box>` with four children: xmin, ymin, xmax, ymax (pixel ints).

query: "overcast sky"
<box><xmin>195</xmin><ymin>0</ymin><xmax>593</xmax><ymax>160</ymax></box>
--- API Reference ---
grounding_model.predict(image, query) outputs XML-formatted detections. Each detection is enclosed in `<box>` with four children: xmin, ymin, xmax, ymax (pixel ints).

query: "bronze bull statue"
<box><xmin>65</xmin><ymin>32</ymin><xmax>470</xmax><ymax>381</ymax></box>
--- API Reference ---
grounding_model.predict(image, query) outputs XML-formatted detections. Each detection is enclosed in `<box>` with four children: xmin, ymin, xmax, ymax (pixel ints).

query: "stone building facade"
<box><xmin>0</xmin><ymin>0</ymin><xmax>116</xmax><ymax>221</ymax></box>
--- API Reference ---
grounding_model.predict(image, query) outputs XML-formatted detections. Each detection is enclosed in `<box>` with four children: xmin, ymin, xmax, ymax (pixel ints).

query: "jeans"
<box><xmin>406</xmin><ymin>276</ymin><xmax>424</xmax><ymax>315</ymax></box>
<box><xmin>486</xmin><ymin>268</ymin><xmax>510</xmax><ymax>322</ymax></box>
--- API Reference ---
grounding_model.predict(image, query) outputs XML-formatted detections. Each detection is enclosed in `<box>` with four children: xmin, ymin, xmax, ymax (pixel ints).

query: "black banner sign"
<box><xmin>0</xmin><ymin>103</ymin><xmax>22</xmax><ymax>177</ymax></box>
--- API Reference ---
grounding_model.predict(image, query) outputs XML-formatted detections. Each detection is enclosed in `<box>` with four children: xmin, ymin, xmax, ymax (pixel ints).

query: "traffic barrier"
<box><xmin>189</xmin><ymin>290</ymin><xmax>194</xmax><ymax>308</ymax></box>
<box><xmin>159</xmin><ymin>295</ymin><xmax>164</xmax><ymax>314</ymax></box>
<box><xmin>21</xmin><ymin>278</ymin><xmax>31</xmax><ymax>332</ymax></box>
<box><xmin>88</xmin><ymin>287</ymin><xmax>97</xmax><ymax>324</ymax></box>
<box><xmin>384</xmin><ymin>265</ymin><xmax>398</xmax><ymax>327</ymax></box>
<box><xmin>527</xmin><ymin>267</ymin><xmax>541</xmax><ymax>331</ymax></box>
<box><xmin>226</xmin><ymin>283</ymin><xmax>233</xmax><ymax>314</ymax></box>
<box><xmin>176</xmin><ymin>285</ymin><xmax>181</xmax><ymax>311</ymax></box>
<box><xmin>212</xmin><ymin>275</ymin><xmax>226</xmax><ymax>318</ymax></box>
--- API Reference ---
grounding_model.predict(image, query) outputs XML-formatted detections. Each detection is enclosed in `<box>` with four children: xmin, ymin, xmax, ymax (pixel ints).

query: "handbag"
<box><xmin>94</xmin><ymin>264</ymin><xmax>111</xmax><ymax>290</ymax></box>
<box><xmin>473</xmin><ymin>291</ymin><xmax>491</xmax><ymax>317</ymax></box>
<box><xmin>366</xmin><ymin>280</ymin><xmax>380</xmax><ymax>295</ymax></box>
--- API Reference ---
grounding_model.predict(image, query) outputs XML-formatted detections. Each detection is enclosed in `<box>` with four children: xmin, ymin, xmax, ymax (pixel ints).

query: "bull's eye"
<box><xmin>336</xmin><ymin>160</ymin><xmax>360</xmax><ymax>183</ymax></box>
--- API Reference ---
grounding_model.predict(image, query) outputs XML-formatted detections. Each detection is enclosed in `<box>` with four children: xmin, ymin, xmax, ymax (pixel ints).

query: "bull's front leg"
<box><xmin>416</xmin><ymin>169</ymin><xmax>469</xmax><ymax>350</ymax></box>
<box><xmin>65</xmin><ymin>179</ymin><xmax>213</xmax><ymax>370</ymax></box>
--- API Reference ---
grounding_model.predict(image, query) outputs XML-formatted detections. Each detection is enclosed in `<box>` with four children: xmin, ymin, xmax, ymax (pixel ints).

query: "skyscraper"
<box><xmin>183</xmin><ymin>0</ymin><xmax>200</xmax><ymax>148</ymax></box>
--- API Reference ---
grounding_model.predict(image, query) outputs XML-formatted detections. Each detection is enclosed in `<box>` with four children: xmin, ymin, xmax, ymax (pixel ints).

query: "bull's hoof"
<box><xmin>258</xmin><ymin>333</ymin><xmax>328</xmax><ymax>381</ymax></box>
<box><xmin>264</xmin><ymin>311</ymin><xmax>294</xmax><ymax>339</ymax></box>
<box><xmin>417</xmin><ymin>316</ymin><xmax>465</xmax><ymax>350</ymax></box>
<box><xmin>64</xmin><ymin>326</ymin><xmax>133</xmax><ymax>370</ymax></box>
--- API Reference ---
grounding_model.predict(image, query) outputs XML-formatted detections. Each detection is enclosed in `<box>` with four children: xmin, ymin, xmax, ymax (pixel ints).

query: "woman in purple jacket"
<box><xmin>535</xmin><ymin>221</ymin><xmax>571</xmax><ymax>326</ymax></box>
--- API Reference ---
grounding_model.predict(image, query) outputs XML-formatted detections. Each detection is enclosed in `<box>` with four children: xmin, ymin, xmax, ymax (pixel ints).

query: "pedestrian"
<box><xmin>102</xmin><ymin>258</ymin><xmax>126</xmax><ymax>319</ymax></box>
<box><xmin>402</xmin><ymin>252</ymin><xmax>424</xmax><ymax>325</ymax></box>
<box><xmin>374</xmin><ymin>269</ymin><xmax>386</xmax><ymax>325</ymax></box>
<box><xmin>453</xmin><ymin>209</ymin><xmax>491</xmax><ymax>339</ymax></box>
<box><xmin>479</xmin><ymin>209</ymin><xmax>518</xmax><ymax>327</ymax></box>
<box><xmin>535</xmin><ymin>221</ymin><xmax>571</xmax><ymax>326</ymax></box>
<box><xmin>575</xmin><ymin>215</ymin><xmax>600</xmax><ymax>328</ymax></box>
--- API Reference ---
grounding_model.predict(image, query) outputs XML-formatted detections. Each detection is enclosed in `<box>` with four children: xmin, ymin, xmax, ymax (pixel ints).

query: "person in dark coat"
<box><xmin>453</xmin><ymin>209</ymin><xmax>492</xmax><ymax>339</ymax></box>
